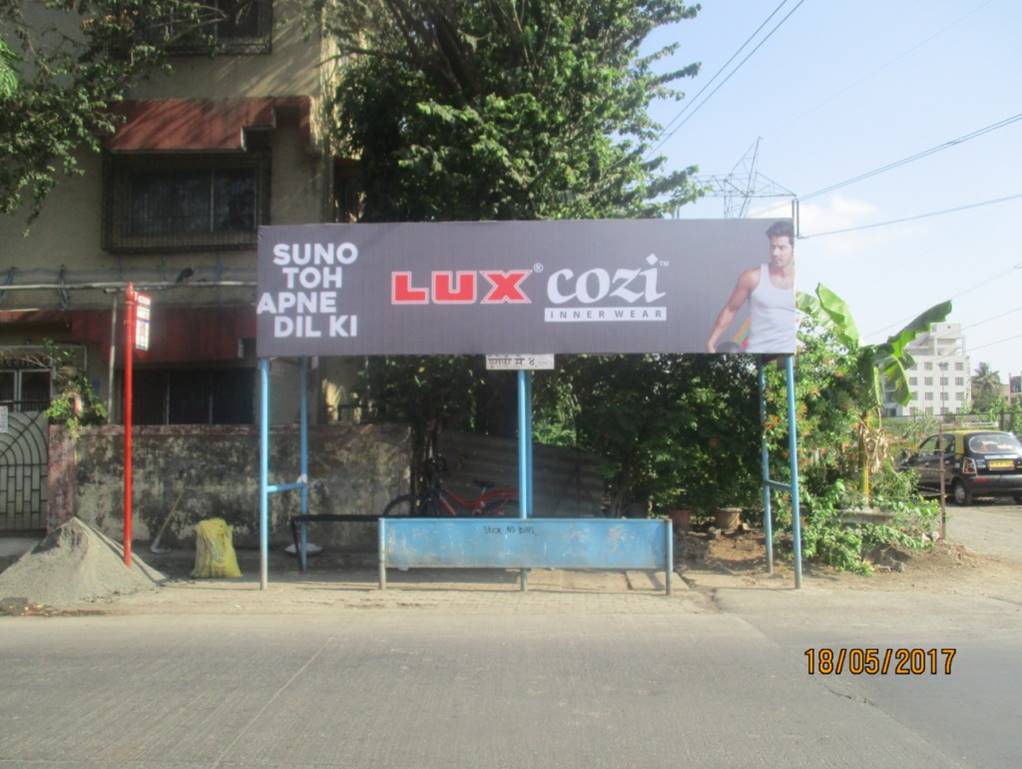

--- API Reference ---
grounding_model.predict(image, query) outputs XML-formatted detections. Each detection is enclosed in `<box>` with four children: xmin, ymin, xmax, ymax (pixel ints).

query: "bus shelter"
<box><xmin>254</xmin><ymin>220</ymin><xmax>804</xmax><ymax>591</ymax></box>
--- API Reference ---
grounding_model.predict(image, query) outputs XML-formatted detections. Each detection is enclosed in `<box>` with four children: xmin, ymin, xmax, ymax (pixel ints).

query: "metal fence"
<box><xmin>0</xmin><ymin>405</ymin><xmax>48</xmax><ymax>531</ymax></box>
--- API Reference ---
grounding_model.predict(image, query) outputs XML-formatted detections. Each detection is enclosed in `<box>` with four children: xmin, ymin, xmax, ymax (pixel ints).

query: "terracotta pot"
<box><xmin>668</xmin><ymin>509</ymin><xmax>691</xmax><ymax>533</ymax></box>
<box><xmin>714</xmin><ymin>506</ymin><xmax>741</xmax><ymax>531</ymax></box>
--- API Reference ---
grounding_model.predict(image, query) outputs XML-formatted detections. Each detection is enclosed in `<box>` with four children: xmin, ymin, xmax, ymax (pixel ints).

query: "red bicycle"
<box><xmin>383</xmin><ymin>455</ymin><xmax>518</xmax><ymax>517</ymax></box>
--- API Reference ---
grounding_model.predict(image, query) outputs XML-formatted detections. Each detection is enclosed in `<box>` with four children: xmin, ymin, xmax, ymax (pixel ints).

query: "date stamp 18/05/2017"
<box><xmin>805</xmin><ymin>648</ymin><xmax>957</xmax><ymax>676</ymax></box>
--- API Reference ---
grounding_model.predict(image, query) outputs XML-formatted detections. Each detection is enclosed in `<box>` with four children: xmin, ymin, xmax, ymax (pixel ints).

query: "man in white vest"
<box><xmin>704</xmin><ymin>220</ymin><xmax>796</xmax><ymax>354</ymax></box>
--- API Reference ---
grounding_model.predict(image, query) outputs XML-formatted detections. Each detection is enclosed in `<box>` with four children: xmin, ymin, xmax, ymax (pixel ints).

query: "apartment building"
<box><xmin>0</xmin><ymin>1</ymin><xmax>361</xmax><ymax>428</ymax></box>
<box><xmin>884</xmin><ymin>322</ymin><xmax>971</xmax><ymax>416</ymax></box>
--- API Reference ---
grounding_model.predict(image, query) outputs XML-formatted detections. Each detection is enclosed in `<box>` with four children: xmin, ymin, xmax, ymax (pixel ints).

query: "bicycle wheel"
<box><xmin>383</xmin><ymin>494</ymin><xmax>417</xmax><ymax>516</ymax></box>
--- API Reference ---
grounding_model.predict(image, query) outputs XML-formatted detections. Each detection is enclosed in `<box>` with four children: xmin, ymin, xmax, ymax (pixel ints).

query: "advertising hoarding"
<box><xmin>256</xmin><ymin>219</ymin><xmax>796</xmax><ymax>357</ymax></box>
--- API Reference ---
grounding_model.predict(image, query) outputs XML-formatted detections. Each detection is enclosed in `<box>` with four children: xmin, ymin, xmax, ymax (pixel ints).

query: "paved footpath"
<box><xmin>947</xmin><ymin>503</ymin><xmax>1022</xmax><ymax>564</ymax></box>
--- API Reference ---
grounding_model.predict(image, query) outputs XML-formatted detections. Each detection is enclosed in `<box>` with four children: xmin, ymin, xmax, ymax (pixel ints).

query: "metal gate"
<box><xmin>0</xmin><ymin>407</ymin><xmax>48</xmax><ymax>531</ymax></box>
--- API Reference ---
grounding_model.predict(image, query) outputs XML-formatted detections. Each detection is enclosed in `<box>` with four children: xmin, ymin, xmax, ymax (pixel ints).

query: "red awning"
<box><xmin>87</xmin><ymin>306</ymin><xmax>255</xmax><ymax>364</ymax></box>
<box><xmin>1</xmin><ymin>307</ymin><xmax>256</xmax><ymax>365</ymax></box>
<box><xmin>106</xmin><ymin>97</ymin><xmax>312</xmax><ymax>153</ymax></box>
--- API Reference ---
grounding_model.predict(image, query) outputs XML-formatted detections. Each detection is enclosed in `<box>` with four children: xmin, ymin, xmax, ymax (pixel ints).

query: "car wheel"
<box><xmin>952</xmin><ymin>481</ymin><xmax>972</xmax><ymax>506</ymax></box>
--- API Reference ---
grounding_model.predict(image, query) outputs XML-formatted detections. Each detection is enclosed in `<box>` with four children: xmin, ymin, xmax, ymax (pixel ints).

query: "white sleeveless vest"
<box><xmin>748</xmin><ymin>264</ymin><xmax>795</xmax><ymax>353</ymax></box>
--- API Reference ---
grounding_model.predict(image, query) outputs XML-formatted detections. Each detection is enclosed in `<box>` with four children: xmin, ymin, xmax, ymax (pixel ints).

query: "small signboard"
<box><xmin>135</xmin><ymin>293</ymin><xmax>151</xmax><ymax>351</ymax></box>
<box><xmin>0</xmin><ymin>405</ymin><xmax>7</xmax><ymax>434</ymax></box>
<box><xmin>486</xmin><ymin>354</ymin><xmax>555</xmax><ymax>371</ymax></box>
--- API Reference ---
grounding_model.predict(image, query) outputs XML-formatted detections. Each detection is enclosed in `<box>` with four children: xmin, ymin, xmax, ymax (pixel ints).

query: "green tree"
<box><xmin>318</xmin><ymin>0</ymin><xmax>702</xmax><ymax>221</ymax></box>
<box><xmin>800</xmin><ymin>284</ymin><xmax>952</xmax><ymax>503</ymax></box>
<box><xmin>0</xmin><ymin>38</ymin><xmax>16</xmax><ymax>98</ymax></box>
<box><xmin>0</xmin><ymin>0</ymin><xmax>247</xmax><ymax>222</ymax></box>
<box><xmin>971</xmin><ymin>361</ymin><xmax>1002</xmax><ymax>413</ymax></box>
<box><xmin>329</xmin><ymin>0</ymin><xmax>707</xmax><ymax>485</ymax></box>
<box><xmin>535</xmin><ymin>354</ymin><xmax>761</xmax><ymax>515</ymax></box>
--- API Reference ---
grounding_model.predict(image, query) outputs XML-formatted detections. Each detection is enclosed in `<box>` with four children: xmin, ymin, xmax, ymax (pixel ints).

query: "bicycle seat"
<box><xmin>472</xmin><ymin>478</ymin><xmax>496</xmax><ymax>492</ymax></box>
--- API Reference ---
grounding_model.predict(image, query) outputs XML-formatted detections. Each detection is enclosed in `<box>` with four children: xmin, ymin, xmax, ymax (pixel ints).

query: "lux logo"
<box><xmin>391</xmin><ymin>271</ymin><xmax>532</xmax><ymax>305</ymax></box>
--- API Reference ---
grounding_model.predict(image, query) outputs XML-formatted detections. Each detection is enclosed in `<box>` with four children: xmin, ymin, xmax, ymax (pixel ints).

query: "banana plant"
<box><xmin>798</xmin><ymin>284</ymin><xmax>952</xmax><ymax>503</ymax></box>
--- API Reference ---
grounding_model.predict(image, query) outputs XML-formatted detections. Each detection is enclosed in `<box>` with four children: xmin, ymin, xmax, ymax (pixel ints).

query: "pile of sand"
<box><xmin>0</xmin><ymin>518</ymin><xmax>165</xmax><ymax>608</ymax></box>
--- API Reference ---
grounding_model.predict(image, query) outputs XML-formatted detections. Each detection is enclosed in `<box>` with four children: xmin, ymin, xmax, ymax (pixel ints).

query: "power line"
<box><xmin>773</xmin><ymin>0</ymin><xmax>998</xmax><ymax>134</ymax></box>
<box><xmin>648</xmin><ymin>0</ymin><xmax>808</xmax><ymax>156</ymax></box>
<box><xmin>801</xmin><ymin>113</ymin><xmax>1022</xmax><ymax>200</ymax></box>
<box><xmin>799</xmin><ymin>191</ymin><xmax>1022</xmax><ymax>239</ymax></box>
<box><xmin>969</xmin><ymin>331</ymin><xmax>1022</xmax><ymax>353</ymax></box>
<box><xmin>864</xmin><ymin>262</ymin><xmax>1022</xmax><ymax>338</ymax></box>
<box><xmin>962</xmin><ymin>304</ymin><xmax>1022</xmax><ymax>330</ymax></box>
<box><xmin>577</xmin><ymin>1</ymin><xmax>800</xmax><ymax>203</ymax></box>
<box><xmin>654</xmin><ymin>1</ymin><xmax>792</xmax><ymax>143</ymax></box>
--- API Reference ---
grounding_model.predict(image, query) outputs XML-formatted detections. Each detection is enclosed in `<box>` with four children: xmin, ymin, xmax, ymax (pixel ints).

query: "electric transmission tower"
<box><xmin>688</xmin><ymin>138</ymin><xmax>795</xmax><ymax>218</ymax></box>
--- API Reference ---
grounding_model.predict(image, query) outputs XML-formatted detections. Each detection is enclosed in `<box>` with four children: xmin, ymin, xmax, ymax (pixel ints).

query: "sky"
<box><xmin>643</xmin><ymin>0</ymin><xmax>1022</xmax><ymax>382</ymax></box>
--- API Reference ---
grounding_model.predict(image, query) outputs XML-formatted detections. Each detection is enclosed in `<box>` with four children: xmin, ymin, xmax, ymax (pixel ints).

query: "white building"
<box><xmin>884</xmin><ymin>322</ymin><xmax>971</xmax><ymax>416</ymax></box>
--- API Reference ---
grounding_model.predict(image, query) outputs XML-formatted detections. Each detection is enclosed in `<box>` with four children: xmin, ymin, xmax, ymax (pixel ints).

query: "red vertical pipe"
<box><xmin>123</xmin><ymin>283</ymin><xmax>136</xmax><ymax>567</ymax></box>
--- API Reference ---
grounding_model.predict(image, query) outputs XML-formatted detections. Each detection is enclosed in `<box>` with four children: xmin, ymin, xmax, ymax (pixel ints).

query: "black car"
<box><xmin>904</xmin><ymin>430</ymin><xmax>1022</xmax><ymax>505</ymax></box>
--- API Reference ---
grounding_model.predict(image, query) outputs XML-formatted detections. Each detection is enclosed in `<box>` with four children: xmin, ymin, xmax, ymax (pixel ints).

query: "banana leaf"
<box><xmin>815</xmin><ymin>284</ymin><xmax>860</xmax><ymax>350</ymax></box>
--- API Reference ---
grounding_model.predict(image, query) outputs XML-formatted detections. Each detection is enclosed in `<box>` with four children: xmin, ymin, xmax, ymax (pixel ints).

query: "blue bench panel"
<box><xmin>382</xmin><ymin>518</ymin><xmax>670</xmax><ymax>570</ymax></box>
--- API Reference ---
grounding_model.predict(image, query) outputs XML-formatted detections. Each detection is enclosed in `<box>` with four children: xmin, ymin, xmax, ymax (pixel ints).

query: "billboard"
<box><xmin>256</xmin><ymin>219</ymin><xmax>796</xmax><ymax>357</ymax></box>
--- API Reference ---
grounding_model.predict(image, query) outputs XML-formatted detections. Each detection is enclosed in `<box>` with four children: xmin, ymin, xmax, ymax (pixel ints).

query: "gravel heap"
<box><xmin>0</xmin><ymin>518</ymin><xmax>165</xmax><ymax>607</ymax></box>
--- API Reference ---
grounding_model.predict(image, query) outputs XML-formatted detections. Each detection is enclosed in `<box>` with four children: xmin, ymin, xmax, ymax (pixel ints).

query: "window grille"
<box><xmin>104</xmin><ymin>153</ymin><xmax>270</xmax><ymax>253</ymax></box>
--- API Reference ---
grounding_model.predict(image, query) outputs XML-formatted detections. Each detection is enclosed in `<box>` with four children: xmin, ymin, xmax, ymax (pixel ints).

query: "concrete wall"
<box><xmin>0</xmin><ymin>1</ymin><xmax>352</xmax><ymax>427</ymax></box>
<box><xmin>0</xmin><ymin>1</ymin><xmax>329</xmax><ymax>315</ymax></box>
<box><xmin>0</xmin><ymin>121</ymin><xmax>324</xmax><ymax>314</ymax></box>
<box><xmin>48</xmin><ymin>422</ymin><xmax>410</xmax><ymax>551</ymax></box>
<box><xmin>135</xmin><ymin>1</ymin><xmax>325</xmax><ymax>103</ymax></box>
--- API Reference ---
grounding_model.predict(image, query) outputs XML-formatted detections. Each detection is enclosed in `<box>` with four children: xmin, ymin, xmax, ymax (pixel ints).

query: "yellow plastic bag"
<box><xmin>191</xmin><ymin>518</ymin><xmax>242</xmax><ymax>578</ymax></box>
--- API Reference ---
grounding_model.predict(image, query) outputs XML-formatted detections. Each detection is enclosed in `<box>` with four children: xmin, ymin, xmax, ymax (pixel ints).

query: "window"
<box><xmin>130</xmin><ymin>368</ymin><xmax>254</xmax><ymax>425</ymax></box>
<box><xmin>941</xmin><ymin>391</ymin><xmax>948</xmax><ymax>401</ymax></box>
<box><xmin>0</xmin><ymin>369</ymin><xmax>51</xmax><ymax>412</ymax></box>
<box><xmin>104</xmin><ymin>153</ymin><xmax>270</xmax><ymax>252</ymax></box>
<box><xmin>909</xmin><ymin>377</ymin><xmax>918</xmax><ymax>385</ymax></box>
<box><xmin>141</xmin><ymin>0</ymin><xmax>272</xmax><ymax>55</ymax></box>
<box><xmin>955</xmin><ymin>362</ymin><xmax>964</xmax><ymax>371</ymax></box>
<box><xmin>925</xmin><ymin>392</ymin><xmax>934</xmax><ymax>401</ymax></box>
<box><xmin>924</xmin><ymin>377</ymin><xmax>933</xmax><ymax>385</ymax></box>
<box><xmin>940</xmin><ymin>377</ymin><xmax>948</xmax><ymax>386</ymax></box>
<box><xmin>924</xmin><ymin>362</ymin><xmax>933</xmax><ymax>370</ymax></box>
<box><xmin>956</xmin><ymin>392</ymin><xmax>964</xmax><ymax>401</ymax></box>
<box><xmin>955</xmin><ymin>377</ymin><xmax>964</xmax><ymax>386</ymax></box>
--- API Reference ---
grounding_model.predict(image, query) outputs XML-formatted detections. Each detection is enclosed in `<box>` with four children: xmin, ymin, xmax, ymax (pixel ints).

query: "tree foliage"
<box><xmin>800</xmin><ymin>283</ymin><xmax>952</xmax><ymax>502</ymax></box>
<box><xmin>0</xmin><ymin>37</ymin><xmax>16</xmax><ymax>98</ymax></box>
<box><xmin>971</xmin><ymin>361</ymin><xmax>1001</xmax><ymax>413</ymax></box>
<box><xmin>0</xmin><ymin>0</ymin><xmax>243</xmax><ymax>222</ymax></box>
<box><xmin>534</xmin><ymin>355</ymin><xmax>761</xmax><ymax>515</ymax></box>
<box><xmin>318</xmin><ymin>0</ymin><xmax>703</xmax><ymax>221</ymax></box>
<box><xmin>329</xmin><ymin>0</ymin><xmax>707</xmax><ymax>491</ymax></box>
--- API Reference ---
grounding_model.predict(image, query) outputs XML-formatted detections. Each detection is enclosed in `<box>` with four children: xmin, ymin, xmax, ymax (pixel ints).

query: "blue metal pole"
<box><xmin>517</xmin><ymin>370</ymin><xmax>529</xmax><ymax>518</ymax></box>
<box><xmin>300</xmin><ymin>357</ymin><xmax>309</xmax><ymax>515</ymax></box>
<box><xmin>517</xmin><ymin>369</ymin><xmax>529</xmax><ymax>591</ymax></box>
<box><xmin>665</xmin><ymin>520</ymin><xmax>673</xmax><ymax>596</ymax></box>
<box><xmin>259</xmin><ymin>358</ymin><xmax>270</xmax><ymax>590</ymax></box>
<box><xmin>785</xmin><ymin>355</ymin><xmax>803</xmax><ymax>589</ymax></box>
<box><xmin>378</xmin><ymin>517</ymin><xmax>386</xmax><ymax>590</ymax></box>
<box><xmin>525</xmin><ymin>371</ymin><xmax>533</xmax><ymax>518</ymax></box>
<box><xmin>299</xmin><ymin>358</ymin><xmax>309</xmax><ymax>565</ymax></box>
<box><xmin>758</xmin><ymin>359</ymin><xmax>774</xmax><ymax>575</ymax></box>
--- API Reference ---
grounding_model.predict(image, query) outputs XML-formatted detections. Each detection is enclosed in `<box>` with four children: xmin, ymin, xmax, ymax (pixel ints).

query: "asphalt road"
<box><xmin>1</xmin><ymin>504</ymin><xmax>1020</xmax><ymax>769</ymax></box>
<box><xmin>947</xmin><ymin>502</ymin><xmax>1022</xmax><ymax>564</ymax></box>
<box><xmin>2</xmin><ymin>586</ymin><xmax>1020</xmax><ymax>769</ymax></box>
